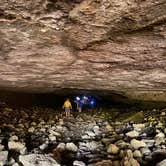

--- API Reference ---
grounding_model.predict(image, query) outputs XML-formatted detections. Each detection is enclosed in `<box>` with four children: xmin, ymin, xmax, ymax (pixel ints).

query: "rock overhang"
<box><xmin>0</xmin><ymin>0</ymin><xmax>166</xmax><ymax>103</ymax></box>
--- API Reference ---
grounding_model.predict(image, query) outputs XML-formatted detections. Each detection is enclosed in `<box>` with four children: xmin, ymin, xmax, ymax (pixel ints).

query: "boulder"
<box><xmin>0</xmin><ymin>0</ymin><xmax>166</xmax><ymax>102</ymax></box>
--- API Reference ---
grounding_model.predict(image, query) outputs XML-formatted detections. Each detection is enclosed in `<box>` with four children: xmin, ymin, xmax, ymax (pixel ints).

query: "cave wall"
<box><xmin>0</xmin><ymin>0</ymin><xmax>166</xmax><ymax>102</ymax></box>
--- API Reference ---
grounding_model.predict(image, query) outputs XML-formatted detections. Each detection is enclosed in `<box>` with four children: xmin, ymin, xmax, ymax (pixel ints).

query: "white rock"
<box><xmin>49</xmin><ymin>135</ymin><xmax>56</xmax><ymax>142</ymax></box>
<box><xmin>31</xmin><ymin>122</ymin><xmax>37</xmax><ymax>126</ymax></box>
<box><xmin>12</xmin><ymin>163</ymin><xmax>19</xmax><ymax>166</ymax></box>
<box><xmin>133</xmin><ymin>150</ymin><xmax>142</xmax><ymax>158</ymax></box>
<box><xmin>8</xmin><ymin>141</ymin><xmax>26</xmax><ymax>154</ymax></box>
<box><xmin>79</xmin><ymin>141</ymin><xmax>101</xmax><ymax>151</ymax></box>
<box><xmin>73</xmin><ymin>160</ymin><xmax>86</xmax><ymax>166</ymax></box>
<box><xmin>107</xmin><ymin>144</ymin><xmax>119</xmax><ymax>154</ymax></box>
<box><xmin>49</xmin><ymin>130</ymin><xmax>61</xmax><ymax>137</ymax></box>
<box><xmin>66</xmin><ymin>143</ymin><xmax>78</xmax><ymax>152</ymax></box>
<box><xmin>0</xmin><ymin>151</ymin><xmax>8</xmax><ymax>166</ymax></box>
<box><xmin>164</xmin><ymin>128</ymin><xmax>166</xmax><ymax>134</ymax></box>
<box><xmin>161</xmin><ymin>112</ymin><xmax>166</xmax><ymax>116</ymax></box>
<box><xmin>156</xmin><ymin>159</ymin><xmax>166</xmax><ymax>166</ymax></box>
<box><xmin>155</xmin><ymin>132</ymin><xmax>165</xmax><ymax>138</ymax></box>
<box><xmin>142</xmin><ymin>139</ymin><xmax>154</xmax><ymax>148</ymax></box>
<box><xmin>28</xmin><ymin>127</ymin><xmax>35</xmax><ymax>133</ymax></box>
<box><xmin>133</xmin><ymin>124</ymin><xmax>145</xmax><ymax>130</ymax></box>
<box><xmin>81</xmin><ymin>135</ymin><xmax>91</xmax><ymax>139</ymax></box>
<box><xmin>57</xmin><ymin>143</ymin><xmax>66</xmax><ymax>150</ymax></box>
<box><xmin>9</xmin><ymin>135</ymin><xmax>19</xmax><ymax>141</ymax></box>
<box><xmin>19</xmin><ymin>154</ymin><xmax>60</xmax><ymax>166</ymax></box>
<box><xmin>130</xmin><ymin>139</ymin><xmax>146</xmax><ymax>150</ymax></box>
<box><xmin>155</xmin><ymin>132</ymin><xmax>165</xmax><ymax>145</ymax></box>
<box><xmin>85</xmin><ymin>131</ymin><xmax>96</xmax><ymax>137</ymax></box>
<box><xmin>126</xmin><ymin>131</ymin><xmax>139</xmax><ymax>138</ymax></box>
<box><xmin>40</xmin><ymin>128</ymin><xmax>46</xmax><ymax>132</ymax></box>
<box><xmin>39</xmin><ymin>144</ymin><xmax>48</xmax><ymax>150</ymax></box>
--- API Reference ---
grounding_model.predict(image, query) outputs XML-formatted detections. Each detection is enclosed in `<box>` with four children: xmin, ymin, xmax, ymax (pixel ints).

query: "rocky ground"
<box><xmin>0</xmin><ymin>105</ymin><xmax>165</xmax><ymax>166</ymax></box>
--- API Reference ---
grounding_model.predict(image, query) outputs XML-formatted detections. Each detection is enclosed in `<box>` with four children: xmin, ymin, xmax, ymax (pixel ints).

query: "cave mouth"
<box><xmin>0</xmin><ymin>89</ymin><xmax>166</xmax><ymax>110</ymax></box>
<box><xmin>0</xmin><ymin>89</ymin><xmax>126</xmax><ymax>108</ymax></box>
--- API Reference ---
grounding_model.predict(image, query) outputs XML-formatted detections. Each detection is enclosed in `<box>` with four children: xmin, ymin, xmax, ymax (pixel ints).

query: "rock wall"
<box><xmin>0</xmin><ymin>0</ymin><xmax>166</xmax><ymax>102</ymax></box>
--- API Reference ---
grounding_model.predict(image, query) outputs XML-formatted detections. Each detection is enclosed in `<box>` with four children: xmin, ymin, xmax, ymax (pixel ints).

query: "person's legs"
<box><xmin>78</xmin><ymin>107</ymin><xmax>82</xmax><ymax>113</ymax></box>
<box><xmin>65</xmin><ymin>108</ymin><xmax>70</xmax><ymax>117</ymax></box>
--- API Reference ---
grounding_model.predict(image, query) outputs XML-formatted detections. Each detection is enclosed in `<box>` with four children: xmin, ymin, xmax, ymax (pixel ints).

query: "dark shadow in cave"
<box><xmin>0</xmin><ymin>89</ymin><xmax>166</xmax><ymax>111</ymax></box>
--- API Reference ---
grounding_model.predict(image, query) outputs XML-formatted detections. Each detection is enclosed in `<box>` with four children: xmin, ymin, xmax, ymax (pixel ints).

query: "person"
<box><xmin>62</xmin><ymin>98</ymin><xmax>72</xmax><ymax>117</ymax></box>
<box><xmin>76</xmin><ymin>100</ymin><xmax>83</xmax><ymax>113</ymax></box>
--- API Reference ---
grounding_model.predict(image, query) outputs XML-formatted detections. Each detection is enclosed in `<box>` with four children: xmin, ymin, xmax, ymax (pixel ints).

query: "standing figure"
<box><xmin>62</xmin><ymin>98</ymin><xmax>72</xmax><ymax>117</ymax></box>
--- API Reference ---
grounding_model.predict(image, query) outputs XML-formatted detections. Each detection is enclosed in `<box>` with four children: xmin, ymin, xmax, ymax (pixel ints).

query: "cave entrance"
<box><xmin>0</xmin><ymin>89</ymin><xmax>165</xmax><ymax>110</ymax></box>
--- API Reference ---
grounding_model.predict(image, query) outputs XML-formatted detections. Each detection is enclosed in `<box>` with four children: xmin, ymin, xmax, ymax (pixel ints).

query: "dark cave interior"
<box><xmin>0</xmin><ymin>89</ymin><xmax>166</xmax><ymax>110</ymax></box>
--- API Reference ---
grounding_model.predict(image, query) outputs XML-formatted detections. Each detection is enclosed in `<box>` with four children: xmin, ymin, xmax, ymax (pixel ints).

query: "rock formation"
<box><xmin>0</xmin><ymin>0</ymin><xmax>166</xmax><ymax>101</ymax></box>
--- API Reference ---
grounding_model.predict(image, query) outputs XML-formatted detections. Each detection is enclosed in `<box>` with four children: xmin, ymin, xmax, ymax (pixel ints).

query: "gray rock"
<box><xmin>0</xmin><ymin>144</ymin><xmax>4</xmax><ymax>151</ymax></box>
<box><xmin>140</xmin><ymin>147</ymin><xmax>151</xmax><ymax>156</ymax></box>
<box><xmin>79</xmin><ymin>141</ymin><xmax>102</xmax><ymax>152</ymax></box>
<box><xmin>85</xmin><ymin>131</ymin><xmax>96</xmax><ymax>137</ymax></box>
<box><xmin>81</xmin><ymin>135</ymin><xmax>91</xmax><ymax>140</ymax></box>
<box><xmin>19</xmin><ymin>154</ymin><xmax>60</xmax><ymax>166</ymax></box>
<box><xmin>142</xmin><ymin>139</ymin><xmax>154</xmax><ymax>148</ymax></box>
<box><xmin>39</xmin><ymin>143</ymin><xmax>48</xmax><ymax>150</ymax></box>
<box><xmin>49</xmin><ymin>135</ymin><xmax>56</xmax><ymax>142</ymax></box>
<box><xmin>0</xmin><ymin>151</ymin><xmax>8</xmax><ymax>166</ymax></box>
<box><xmin>156</xmin><ymin>159</ymin><xmax>166</xmax><ymax>166</ymax></box>
<box><xmin>57</xmin><ymin>143</ymin><xmax>66</xmax><ymax>151</ymax></box>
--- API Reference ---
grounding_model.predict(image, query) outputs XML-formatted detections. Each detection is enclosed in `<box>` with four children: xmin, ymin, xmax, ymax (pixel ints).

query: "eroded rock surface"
<box><xmin>0</xmin><ymin>0</ymin><xmax>166</xmax><ymax>101</ymax></box>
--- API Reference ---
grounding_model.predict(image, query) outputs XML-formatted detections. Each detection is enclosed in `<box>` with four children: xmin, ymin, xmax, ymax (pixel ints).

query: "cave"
<box><xmin>0</xmin><ymin>0</ymin><xmax>166</xmax><ymax>165</ymax></box>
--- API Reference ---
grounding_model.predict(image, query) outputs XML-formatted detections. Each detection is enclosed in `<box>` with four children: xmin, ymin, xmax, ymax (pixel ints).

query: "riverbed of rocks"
<box><xmin>0</xmin><ymin>106</ymin><xmax>165</xmax><ymax>166</ymax></box>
